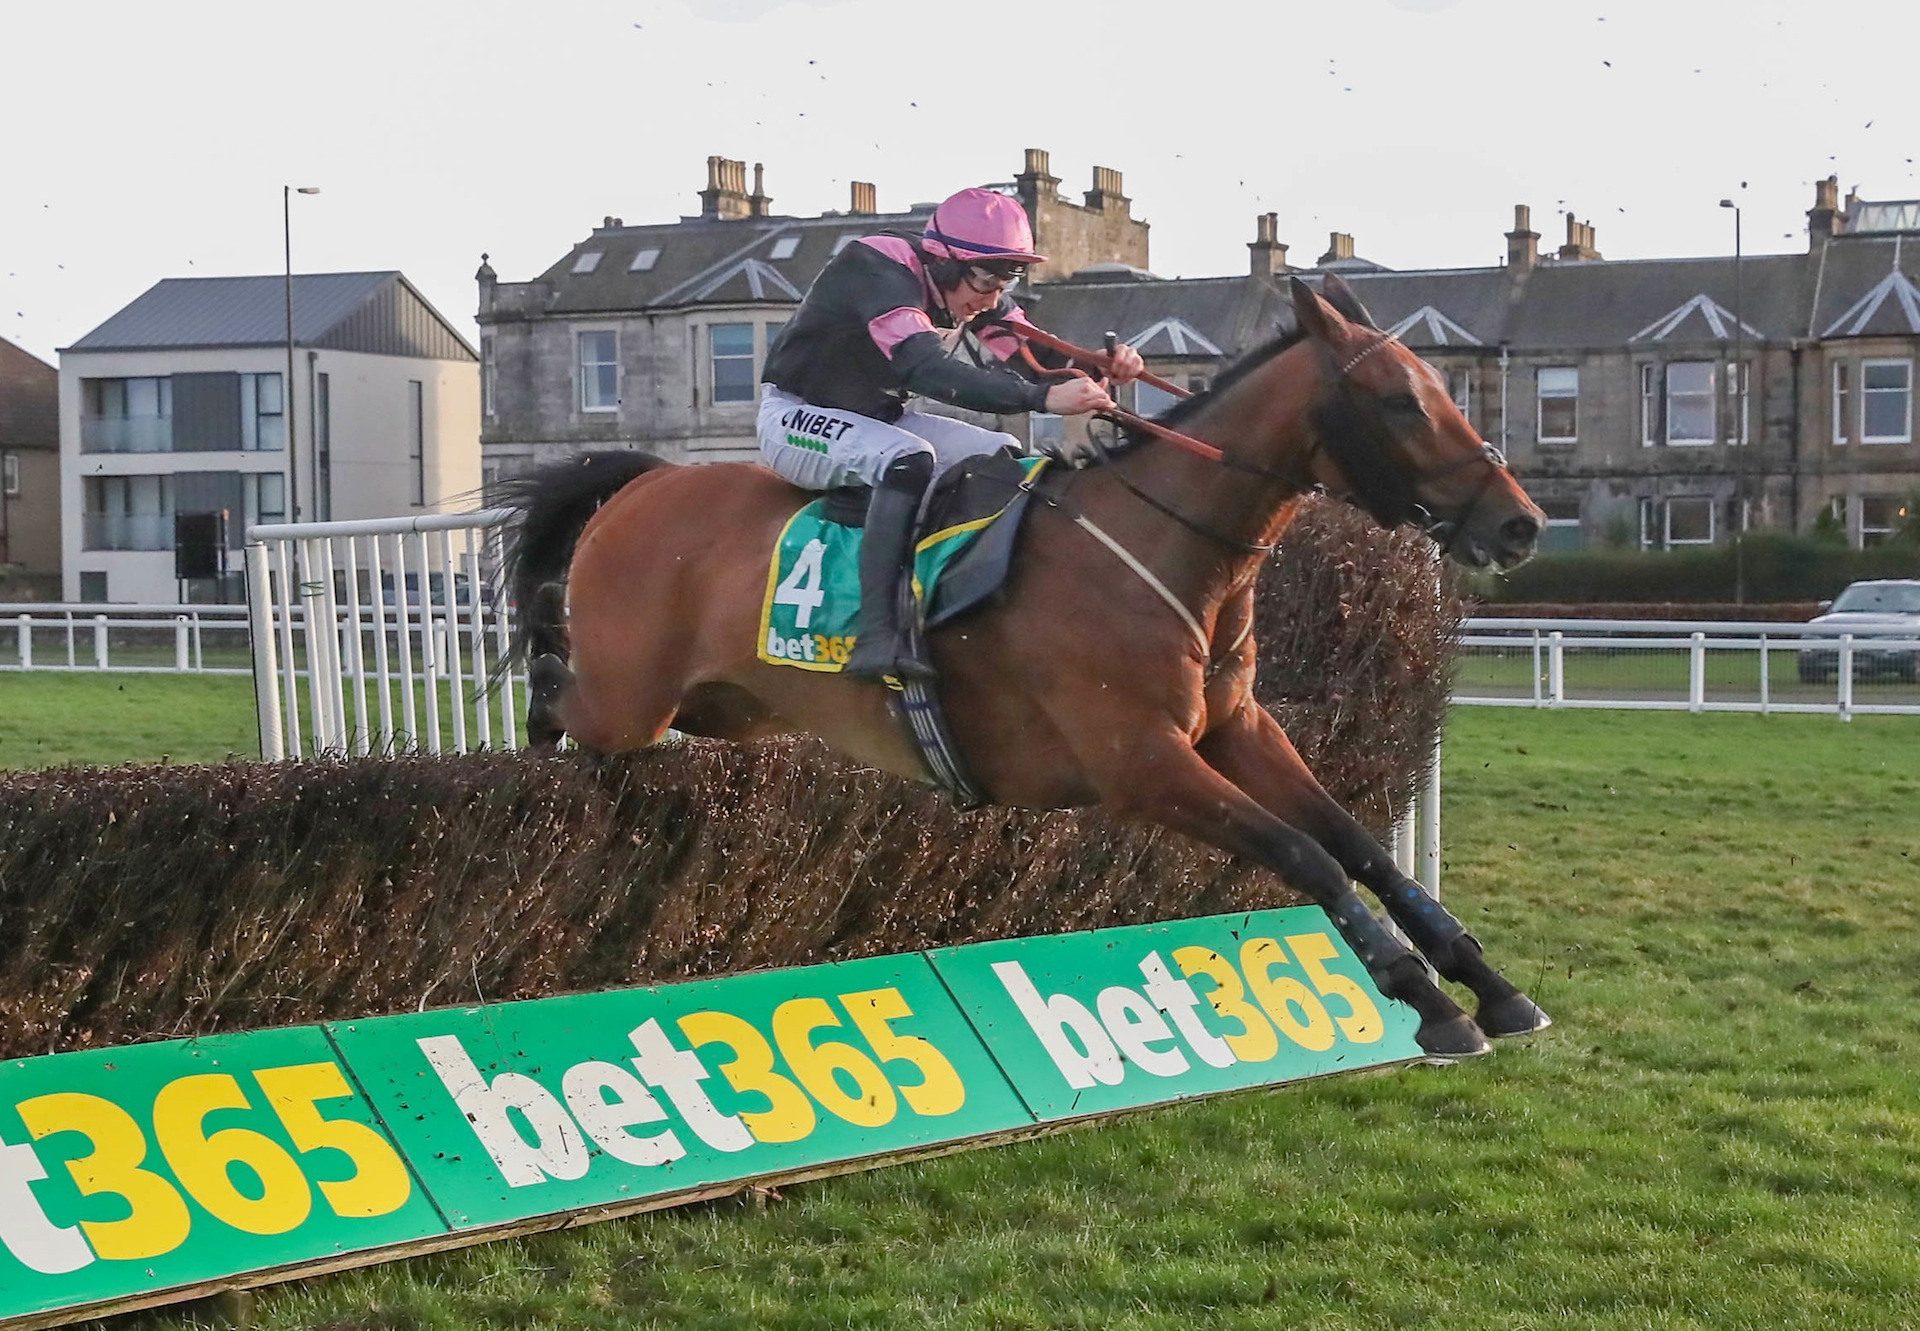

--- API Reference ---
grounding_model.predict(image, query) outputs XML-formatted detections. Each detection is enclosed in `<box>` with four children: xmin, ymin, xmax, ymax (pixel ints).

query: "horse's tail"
<box><xmin>495</xmin><ymin>450</ymin><xmax>674</xmax><ymax>672</ymax></box>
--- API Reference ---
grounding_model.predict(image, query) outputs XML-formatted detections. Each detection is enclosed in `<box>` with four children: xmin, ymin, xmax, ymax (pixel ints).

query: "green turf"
<box><xmin>0</xmin><ymin>673</ymin><xmax>261</xmax><ymax>769</ymax></box>
<box><xmin>15</xmin><ymin>687</ymin><xmax>1920</xmax><ymax>1329</ymax></box>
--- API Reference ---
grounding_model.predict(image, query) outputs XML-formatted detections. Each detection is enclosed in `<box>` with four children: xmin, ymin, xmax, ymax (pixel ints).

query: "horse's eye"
<box><xmin>1382</xmin><ymin>392</ymin><xmax>1423</xmax><ymax>416</ymax></box>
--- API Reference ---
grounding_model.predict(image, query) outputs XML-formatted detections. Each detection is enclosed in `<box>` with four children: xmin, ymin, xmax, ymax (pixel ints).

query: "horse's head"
<box><xmin>1288</xmin><ymin>275</ymin><xmax>1543</xmax><ymax>570</ymax></box>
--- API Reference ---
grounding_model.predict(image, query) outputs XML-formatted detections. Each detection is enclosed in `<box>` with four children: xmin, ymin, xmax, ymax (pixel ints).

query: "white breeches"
<box><xmin>757</xmin><ymin>387</ymin><xmax>1021</xmax><ymax>489</ymax></box>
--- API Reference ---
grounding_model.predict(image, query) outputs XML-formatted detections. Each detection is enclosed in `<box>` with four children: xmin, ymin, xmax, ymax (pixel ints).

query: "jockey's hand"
<box><xmin>1043</xmin><ymin>377</ymin><xmax>1114</xmax><ymax>417</ymax></box>
<box><xmin>1105</xmin><ymin>342</ymin><xmax>1146</xmax><ymax>383</ymax></box>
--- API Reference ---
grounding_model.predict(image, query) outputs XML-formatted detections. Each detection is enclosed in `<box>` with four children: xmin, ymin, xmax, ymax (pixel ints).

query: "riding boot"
<box><xmin>844</xmin><ymin>452</ymin><xmax>937</xmax><ymax>683</ymax></box>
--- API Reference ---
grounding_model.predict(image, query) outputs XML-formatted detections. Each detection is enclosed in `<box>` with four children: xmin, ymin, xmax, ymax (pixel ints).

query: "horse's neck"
<box><xmin>1087</xmin><ymin>357</ymin><xmax>1318</xmax><ymax>615</ymax></box>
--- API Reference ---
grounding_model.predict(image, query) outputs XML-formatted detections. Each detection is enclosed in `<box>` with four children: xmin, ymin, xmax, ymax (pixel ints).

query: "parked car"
<box><xmin>1797</xmin><ymin>579</ymin><xmax>1920</xmax><ymax>683</ymax></box>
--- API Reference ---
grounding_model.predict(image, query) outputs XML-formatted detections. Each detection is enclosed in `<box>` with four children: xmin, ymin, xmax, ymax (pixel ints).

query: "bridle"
<box><xmin>1016</xmin><ymin>325</ymin><xmax>1515</xmax><ymax>559</ymax></box>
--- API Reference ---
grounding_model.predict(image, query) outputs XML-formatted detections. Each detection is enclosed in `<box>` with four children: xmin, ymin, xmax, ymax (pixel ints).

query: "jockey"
<box><xmin>759</xmin><ymin>185</ymin><xmax>1144</xmax><ymax>682</ymax></box>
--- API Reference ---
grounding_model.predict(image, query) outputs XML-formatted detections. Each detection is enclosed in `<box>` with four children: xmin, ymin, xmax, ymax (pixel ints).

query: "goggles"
<box><xmin>962</xmin><ymin>262</ymin><xmax>1027</xmax><ymax>293</ymax></box>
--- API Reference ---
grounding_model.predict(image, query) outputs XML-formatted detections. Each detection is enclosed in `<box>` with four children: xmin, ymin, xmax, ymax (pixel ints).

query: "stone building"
<box><xmin>0</xmin><ymin>335</ymin><xmax>61</xmax><ymax>585</ymax></box>
<box><xmin>484</xmin><ymin>165</ymin><xmax>1918</xmax><ymax>552</ymax></box>
<box><xmin>475</xmin><ymin>149</ymin><xmax>1149</xmax><ymax>482</ymax></box>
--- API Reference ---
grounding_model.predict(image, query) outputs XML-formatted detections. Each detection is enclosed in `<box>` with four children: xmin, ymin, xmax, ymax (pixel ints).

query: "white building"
<box><xmin>60</xmin><ymin>272</ymin><xmax>479</xmax><ymax>602</ymax></box>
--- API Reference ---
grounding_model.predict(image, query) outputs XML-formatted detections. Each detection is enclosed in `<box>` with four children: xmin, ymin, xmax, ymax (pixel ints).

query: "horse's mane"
<box><xmin>1146</xmin><ymin>276</ymin><xmax>1377</xmax><ymax>432</ymax></box>
<box><xmin>1152</xmin><ymin>321</ymin><xmax>1307</xmax><ymax>430</ymax></box>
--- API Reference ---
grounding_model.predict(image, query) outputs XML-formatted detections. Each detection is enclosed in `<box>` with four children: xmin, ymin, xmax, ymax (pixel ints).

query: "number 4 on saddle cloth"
<box><xmin>759</xmin><ymin>451</ymin><xmax>1051</xmax><ymax>674</ymax></box>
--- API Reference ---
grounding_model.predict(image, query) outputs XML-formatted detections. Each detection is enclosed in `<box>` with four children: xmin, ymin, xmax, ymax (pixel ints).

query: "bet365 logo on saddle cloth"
<box><xmin>759</xmin><ymin>458</ymin><xmax>1045</xmax><ymax>671</ymax></box>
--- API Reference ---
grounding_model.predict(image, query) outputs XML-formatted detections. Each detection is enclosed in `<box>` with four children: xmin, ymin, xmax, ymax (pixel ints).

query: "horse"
<box><xmin>496</xmin><ymin>275</ymin><xmax>1549</xmax><ymax>1059</ymax></box>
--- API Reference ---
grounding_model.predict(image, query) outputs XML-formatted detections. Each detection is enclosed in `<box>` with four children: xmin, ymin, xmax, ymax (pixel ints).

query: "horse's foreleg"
<box><xmin>1094</xmin><ymin>729</ymin><xmax>1488</xmax><ymax>1059</ymax></box>
<box><xmin>1198</xmin><ymin>703</ymin><xmax>1549</xmax><ymax>1039</ymax></box>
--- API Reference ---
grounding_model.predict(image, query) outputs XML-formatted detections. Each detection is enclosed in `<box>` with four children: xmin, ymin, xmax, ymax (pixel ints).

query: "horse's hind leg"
<box><xmin>1094</xmin><ymin>728</ymin><xmax>1488</xmax><ymax>1059</ymax></box>
<box><xmin>1198</xmin><ymin>703</ymin><xmax>1549</xmax><ymax>1039</ymax></box>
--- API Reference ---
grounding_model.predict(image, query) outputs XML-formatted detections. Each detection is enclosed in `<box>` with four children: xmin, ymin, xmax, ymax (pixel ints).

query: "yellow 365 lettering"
<box><xmin>841</xmin><ymin>988</ymin><xmax>965</xmax><ymax>1117</ymax></box>
<box><xmin>152</xmin><ymin>1074</ymin><xmax>312</xmax><ymax>1236</ymax></box>
<box><xmin>254</xmin><ymin>1063</ymin><xmax>411</xmax><ymax>1218</ymax></box>
<box><xmin>1240</xmin><ymin>937</ymin><xmax>1337</xmax><ymax>1051</ymax></box>
<box><xmin>773</xmin><ymin>997</ymin><xmax>897</xmax><ymax>1128</ymax></box>
<box><xmin>15</xmin><ymin>1092</ymin><xmax>191</xmax><ymax>1261</ymax></box>
<box><xmin>1286</xmin><ymin>932</ymin><xmax>1384</xmax><ymax>1043</ymax></box>
<box><xmin>1171</xmin><ymin>945</ymin><xmax>1279</xmax><ymax>1063</ymax></box>
<box><xmin>678</xmin><ymin>1009</ymin><xmax>816</xmax><ymax>1144</ymax></box>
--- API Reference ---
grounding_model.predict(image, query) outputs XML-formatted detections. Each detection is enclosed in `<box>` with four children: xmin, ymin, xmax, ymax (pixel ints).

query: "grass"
<box><xmin>18</xmin><ymin>687</ymin><xmax>1920</xmax><ymax>1329</ymax></box>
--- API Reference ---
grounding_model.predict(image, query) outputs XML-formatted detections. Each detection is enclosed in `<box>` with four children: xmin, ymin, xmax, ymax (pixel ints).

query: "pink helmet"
<box><xmin>922</xmin><ymin>187</ymin><xmax>1047</xmax><ymax>266</ymax></box>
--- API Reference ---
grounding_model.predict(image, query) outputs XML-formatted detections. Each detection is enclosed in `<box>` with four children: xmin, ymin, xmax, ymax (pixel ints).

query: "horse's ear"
<box><xmin>1289</xmin><ymin>275</ymin><xmax>1348</xmax><ymax>343</ymax></box>
<box><xmin>1318</xmin><ymin>272</ymin><xmax>1377</xmax><ymax>329</ymax></box>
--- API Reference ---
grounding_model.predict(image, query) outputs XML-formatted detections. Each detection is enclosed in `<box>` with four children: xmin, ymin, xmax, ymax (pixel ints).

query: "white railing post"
<box><xmin>245</xmin><ymin>542</ymin><xmax>286</xmax><ymax>762</ymax></box>
<box><xmin>1838</xmin><ymin>634</ymin><xmax>1854</xmax><ymax>722</ymax></box>
<box><xmin>92</xmin><ymin>614</ymin><xmax>109</xmax><ymax>669</ymax></box>
<box><xmin>174</xmin><ymin>616</ymin><xmax>190</xmax><ymax>672</ymax></box>
<box><xmin>1417</xmin><ymin>738</ymin><xmax>1442</xmax><ymax>897</ymax></box>
<box><xmin>1530</xmin><ymin>629</ymin><xmax>1543</xmax><ymax>706</ymax></box>
<box><xmin>16</xmin><ymin>614</ymin><xmax>29</xmax><ymax>670</ymax></box>
<box><xmin>1758</xmin><ymin>633</ymin><xmax>1770</xmax><ymax>714</ymax></box>
<box><xmin>1688</xmin><ymin>631</ymin><xmax>1706</xmax><ymax>713</ymax></box>
<box><xmin>1548</xmin><ymin>630</ymin><xmax>1565</xmax><ymax>706</ymax></box>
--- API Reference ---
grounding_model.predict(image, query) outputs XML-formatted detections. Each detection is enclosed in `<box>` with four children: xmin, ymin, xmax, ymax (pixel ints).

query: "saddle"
<box><xmin>821</xmin><ymin>448</ymin><xmax>1045</xmax><ymax>629</ymax></box>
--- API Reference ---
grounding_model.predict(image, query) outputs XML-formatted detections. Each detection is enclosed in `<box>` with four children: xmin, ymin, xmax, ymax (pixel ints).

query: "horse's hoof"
<box><xmin>1477</xmin><ymin>992</ymin><xmax>1552</xmax><ymax>1039</ymax></box>
<box><xmin>1415</xmin><ymin>1012</ymin><xmax>1492</xmax><ymax>1061</ymax></box>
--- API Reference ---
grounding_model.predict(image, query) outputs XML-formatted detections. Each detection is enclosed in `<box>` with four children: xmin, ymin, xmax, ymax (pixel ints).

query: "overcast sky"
<box><xmin>3</xmin><ymin>0</ymin><xmax>1916</xmax><ymax>365</ymax></box>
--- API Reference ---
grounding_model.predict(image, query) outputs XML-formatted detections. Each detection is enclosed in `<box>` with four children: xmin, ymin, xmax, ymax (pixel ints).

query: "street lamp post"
<box><xmin>284</xmin><ymin>185</ymin><xmax>320</xmax><ymax>521</ymax></box>
<box><xmin>1720</xmin><ymin>195</ymin><xmax>1745</xmax><ymax>602</ymax></box>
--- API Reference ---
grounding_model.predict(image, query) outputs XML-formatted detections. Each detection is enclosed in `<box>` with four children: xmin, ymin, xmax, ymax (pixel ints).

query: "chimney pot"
<box><xmin>1249</xmin><ymin>213</ymin><xmax>1289</xmax><ymax>276</ymax></box>
<box><xmin>1506</xmin><ymin>203</ymin><xmax>1541</xmax><ymax>271</ymax></box>
<box><xmin>850</xmin><ymin>180</ymin><xmax>877</xmax><ymax>215</ymax></box>
<box><xmin>1317</xmin><ymin>231</ymin><xmax>1355</xmax><ymax>265</ymax></box>
<box><xmin>699</xmin><ymin>154</ymin><xmax>753</xmax><ymax>220</ymax></box>
<box><xmin>1024</xmin><ymin>148</ymin><xmax>1052</xmax><ymax>177</ymax></box>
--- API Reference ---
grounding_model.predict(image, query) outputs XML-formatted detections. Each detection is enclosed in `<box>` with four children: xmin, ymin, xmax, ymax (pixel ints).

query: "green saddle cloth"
<box><xmin>758</xmin><ymin>455</ymin><xmax>1048</xmax><ymax>673</ymax></box>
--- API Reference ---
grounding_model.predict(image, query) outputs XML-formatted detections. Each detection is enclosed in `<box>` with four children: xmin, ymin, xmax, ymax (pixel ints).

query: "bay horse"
<box><xmin>497</xmin><ymin>276</ymin><xmax>1549</xmax><ymax>1058</ymax></box>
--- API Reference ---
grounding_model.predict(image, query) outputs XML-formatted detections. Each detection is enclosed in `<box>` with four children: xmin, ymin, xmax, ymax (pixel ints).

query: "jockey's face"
<box><xmin>940</xmin><ymin>271</ymin><xmax>1001</xmax><ymax>321</ymax></box>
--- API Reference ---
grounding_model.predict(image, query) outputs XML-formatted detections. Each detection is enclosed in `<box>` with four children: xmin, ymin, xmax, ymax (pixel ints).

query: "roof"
<box><xmin>1845</xmin><ymin>199</ymin><xmax>1920</xmax><ymax>235</ymax></box>
<box><xmin>66</xmin><ymin>272</ymin><xmax>477</xmax><ymax>361</ymax></box>
<box><xmin>0</xmin><ymin>335</ymin><xmax>58</xmax><ymax>451</ymax></box>
<box><xmin>517</xmin><ymin>208</ymin><xmax>938</xmax><ymax>316</ymax></box>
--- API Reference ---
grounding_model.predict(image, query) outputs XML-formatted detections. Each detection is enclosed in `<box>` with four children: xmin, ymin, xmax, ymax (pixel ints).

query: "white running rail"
<box><xmin>2</xmin><ymin>603</ymin><xmax>254</xmax><ymax>674</ymax></box>
<box><xmin>1456</xmin><ymin>617</ymin><xmax>1920</xmax><ymax>719</ymax></box>
<box><xmin>244</xmin><ymin>510</ymin><xmax>521</xmax><ymax>760</ymax></box>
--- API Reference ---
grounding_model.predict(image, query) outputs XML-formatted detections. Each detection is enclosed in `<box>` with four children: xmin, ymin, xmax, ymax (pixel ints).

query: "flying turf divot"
<box><xmin>0</xmin><ymin>907</ymin><xmax>1422</xmax><ymax>1329</ymax></box>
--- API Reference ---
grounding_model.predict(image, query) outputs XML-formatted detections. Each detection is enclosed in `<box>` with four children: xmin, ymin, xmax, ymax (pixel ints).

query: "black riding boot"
<box><xmin>844</xmin><ymin>453</ymin><xmax>936</xmax><ymax>683</ymax></box>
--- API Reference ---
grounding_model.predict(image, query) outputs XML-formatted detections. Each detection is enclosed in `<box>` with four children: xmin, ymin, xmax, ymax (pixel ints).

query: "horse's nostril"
<box><xmin>1502</xmin><ymin>515</ymin><xmax>1541</xmax><ymax>546</ymax></box>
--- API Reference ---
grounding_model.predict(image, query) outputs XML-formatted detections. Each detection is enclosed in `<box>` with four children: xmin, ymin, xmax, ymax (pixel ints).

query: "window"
<box><xmin>1862</xmin><ymin>358</ymin><xmax>1912</xmax><ymax>443</ymax></box>
<box><xmin>629</xmin><ymin>248</ymin><xmax>661</xmax><ymax>272</ymax></box>
<box><xmin>81</xmin><ymin>376</ymin><xmax>172</xmax><ymax>453</ymax></box>
<box><xmin>1447</xmin><ymin>367</ymin><xmax>1472</xmax><ymax>426</ymax></box>
<box><xmin>768</xmin><ymin>235</ymin><xmax>800</xmax><ymax>260</ymax></box>
<box><xmin>1639</xmin><ymin>364</ymin><xmax>1658</xmax><ymax>447</ymax></box>
<box><xmin>1135</xmin><ymin>380</ymin><xmax>1182</xmax><ymax>417</ymax></box>
<box><xmin>79</xmin><ymin>571</ymin><xmax>107</xmax><ymax>601</ymax></box>
<box><xmin>481</xmin><ymin>336</ymin><xmax>495</xmax><ymax>418</ymax></box>
<box><xmin>1665</xmin><ymin>362</ymin><xmax>1714</xmax><ymax>445</ymax></box>
<box><xmin>1537</xmin><ymin>367</ymin><xmax>1578</xmax><ymax>443</ymax></box>
<box><xmin>239</xmin><ymin>372</ymin><xmax>284</xmax><ymax>451</ymax></box>
<box><xmin>709</xmin><ymin>322</ymin><xmax>756</xmax><ymax>403</ymax></box>
<box><xmin>1832</xmin><ymin>361</ymin><xmax>1852</xmax><ymax>444</ymax></box>
<box><xmin>2</xmin><ymin>453</ymin><xmax>16</xmax><ymax>497</ymax></box>
<box><xmin>409</xmin><ymin>381</ymin><xmax>425</xmax><ymax>506</ymax></box>
<box><xmin>315</xmin><ymin>373</ymin><xmax>331</xmax><ymax>521</ymax></box>
<box><xmin>571</xmin><ymin>251</ymin><xmax>603</xmax><ymax>274</ymax></box>
<box><xmin>249</xmin><ymin>473</ymin><xmax>286</xmax><ymax>526</ymax></box>
<box><xmin>1665</xmin><ymin>497</ymin><xmax>1715</xmax><ymax>547</ymax></box>
<box><xmin>578</xmin><ymin>330</ymin><xmax>618</xmax><ymax>411</ymax></box>
<box><xmin>1537</xmin><ymin>497</ymin><xmax>1582</xmax><ymax>553</ymax></box>
<box><xmin>1859</xmin><ymin>495</ymin><xmax>1906</xmax><ymax>547</ymax></box>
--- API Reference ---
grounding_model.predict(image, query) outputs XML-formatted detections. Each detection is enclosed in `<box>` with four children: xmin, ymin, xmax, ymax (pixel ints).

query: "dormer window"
<box><xmin>571</xmin><ymin>251</ymin><xmax>603</xmax><ymax>274</ymax></box>
<box><xmin>768</xmin><ymin>235</ymin><xmax>800</xmax><ymax>260</ymax></box>
<box><xmin>629</xmin><ymin>248</ymin><xmax>661</xmax><ymax>272</ymax></box>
